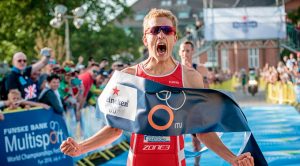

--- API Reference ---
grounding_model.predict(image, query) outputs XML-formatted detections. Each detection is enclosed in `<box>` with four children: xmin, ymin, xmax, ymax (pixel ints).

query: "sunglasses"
<box><xmin>146</xmin><ymin>26</ymin><xmax>176</xmax><ymax>35</ymax></box>
<box><xmin>18</xmin><ymin>59</ymin><xmax>27</xmax><ymax>63</ymax></box>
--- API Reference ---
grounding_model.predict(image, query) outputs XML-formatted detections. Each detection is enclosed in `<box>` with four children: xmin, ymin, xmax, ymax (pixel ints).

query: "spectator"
<box><xmin>4</xmin><ymin>89</ymin><xmax>49</xmax><ymax>112</ymax></box>
<box><xmin>240</xmin><ymin>68</ymin><xmax>248</xmax><ymax>94</ymax></box>
<box><xmin>38</xmin><ymin>74</ymin><xmax>64</xmax><ymax>115</ymax></box>
<box><xmin>39</xmin><ymin>58</ymin><xmax>58</xmax><ymax>88</ymax></box>
<box><xmin>88</xmin><ymin>74</ymin><xmax>106</xmax><ymax>105</ymax></box>
<box><xmin>76</xmin><ymin>56</ymin><xmax>85</xmax><ymax>71</ymax></box>
<box><xmin>286</xmin><ymin>53</ymin><xmax>296</xmax><ymax>71</ymax></box>
<box><xmin>297</xmin><ymin>53</ymin><xmax>300</xmax><ymax>67</ymax></box>
<box><xmin>99</xmin><ymin>58</ymin><xmax>109</xmax><ymax>75</ymax></box>
<box><xmin>58</xmin><ymin>70</ymin><xmax>82</xmax><ymax>121</ymax></box>
<box><xmin>283</xmin><ymin>55</ymin><xmax>288</xmax><ymax>65</ymax></box>
<box><xmin>87</xmin><ymin>57</ymin><xmax>95</xmax><ymax>67</ymax></box>
<box><xmin>4</xmin><ymin>48</ymin><xmax>51</xmax><ymax>101</ymax></box>
<box><xmin>78</xmin><ymin>63</ymin><xmax>99</xmax><ymax>119</ymax></box>
<box><xmin>78</xmin><ymin>63</ymin><xmax>100</xmax><ymax>99</ymax></box>
<box><xmin>30</xmin><ymin>69</ymin><xmax>42</xmax><ymax>94</ymax></box>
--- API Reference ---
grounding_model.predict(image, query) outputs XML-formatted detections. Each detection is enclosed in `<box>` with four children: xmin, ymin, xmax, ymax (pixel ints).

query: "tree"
<box><xmin>0</xmin><ymin>0</ymin><xmax>135</xmax><ymax>63</ymax></box>
<box><xmin>71</xmin><ymin>23</ymin><xmax>140</xmax><ymax>64</ymax></box>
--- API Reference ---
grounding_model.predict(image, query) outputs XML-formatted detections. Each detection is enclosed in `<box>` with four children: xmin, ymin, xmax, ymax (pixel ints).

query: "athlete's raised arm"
<box><xmin>60</xmin><ymin>66</ymin><xmax>137</xmax><ymax>157</ymax></box>
<box><xmin>182</xmin><ymin>65</ymin><xmax>254</xmax><ymax>166</ymax></box>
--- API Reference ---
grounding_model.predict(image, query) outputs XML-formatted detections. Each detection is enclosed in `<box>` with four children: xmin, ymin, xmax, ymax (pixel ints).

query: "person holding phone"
<box><xmin>4</xmin><ymin>48</ymin><xmax>52</xmax><ymax>101</ymax></box>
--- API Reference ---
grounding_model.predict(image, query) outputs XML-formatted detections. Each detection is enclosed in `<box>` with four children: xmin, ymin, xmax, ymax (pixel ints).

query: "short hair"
<box><xmin>143</xmin><ymin>8</ymin><xmax>178</xmax><ymax>33</ymax></box>
<box><xmin>91</xmin><ymin>63</ymin><xmax>99</xmax><ymax>67</ymax></box>
<box><xmin>47</xmin><ymin>74</ymin><xmax>60</xmax><ymax>82</ymax></box>
<box><xmin>100</xmin><ymin>58</ymin><xmax>108</xmax><ymax>62</ymax></box>
<box><xmin>88</xmin><ymin>57</ymin><xmax>94</xmax><ymax>61</ymax></box>
<box><xmin>8</xmin><ymin>89</ymin><xmax>21</xmax><ymax>100</ymax></box>
<box><xmin>182</xmin><ymin>40</ymin><xmax>194</xmax><ymax>49</ymax></box>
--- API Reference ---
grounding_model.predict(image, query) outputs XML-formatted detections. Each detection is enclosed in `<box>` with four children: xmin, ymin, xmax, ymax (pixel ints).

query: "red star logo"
<box><xmin>242</xmin><ymin>16</ymin><xmax>247</xmax><ymax>21</ymax></box>
<box><xmin>112</xmin><ymin>87</ymin><xmax>120</xmax><ymax>95</ymax></box>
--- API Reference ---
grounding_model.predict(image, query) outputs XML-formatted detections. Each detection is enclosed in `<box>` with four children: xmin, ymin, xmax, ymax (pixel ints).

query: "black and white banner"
<box><xmin>97</xmin><ymin>71</ymin><xmax>267</xmax><ymax>165</ymax></box>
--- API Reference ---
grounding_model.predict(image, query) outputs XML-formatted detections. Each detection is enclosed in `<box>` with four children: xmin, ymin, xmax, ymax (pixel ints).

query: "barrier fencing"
<box><xmin>260</xmin><ymin>78</ymin><xmax>299</xmax><ymax>105</ymax></box>
<box><xmin>0</xmin><ymin>106</ymin><xmax>130</xmax><ymax>166</ymax></box>
<box><xmin>209</xmin><ymin>76</ymin><xmax>239</xmax><ymax>92</ymax></box>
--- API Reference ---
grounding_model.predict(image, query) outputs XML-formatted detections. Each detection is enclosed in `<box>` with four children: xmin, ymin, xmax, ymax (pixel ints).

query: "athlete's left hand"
<box><xmin>231</xmin><ymin>152</ymin><xmax>254</xmax><ymax>166</ymax></box>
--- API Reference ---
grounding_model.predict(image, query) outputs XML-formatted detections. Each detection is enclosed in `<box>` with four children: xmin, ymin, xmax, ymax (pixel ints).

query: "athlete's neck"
<box><xmin>181</xmin><ymin>58</ymin><xmax>192</xmax><ymax>68</ymax></box>
<box><xmin>142</xmin><ymin>57</ymin><xmax>177</xmax><ymax>76</ymax></box>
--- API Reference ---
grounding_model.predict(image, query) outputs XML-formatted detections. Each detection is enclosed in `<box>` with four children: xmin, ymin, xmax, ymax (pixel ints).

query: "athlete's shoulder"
<box><xmin>121</xmin><ymin>65</ymin><xmax>137</xmax><ymax>75</ymax></box>
<box><xmin>182</xmin><ymin>65</ymin><xmax>204</xmax><ymax>88</ymax></box>
<box><xmin>182</xmin><ymin>64</ymin><xmax>200</xmax><ymax>76</ymax></box>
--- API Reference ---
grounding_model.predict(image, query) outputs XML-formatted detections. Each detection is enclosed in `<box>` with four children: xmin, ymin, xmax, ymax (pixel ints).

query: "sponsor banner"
<box><xmin>99</xmin><ymin>83</ymin><xmax>137</xmax><ymax>121</ymax></box>
<box><xmin>97</xmin><ymin>71</ymin><xmax>267</xmax><ymax>165</ymax></box>
<box><xmin>0</xmin><ymin>109</ymin><xmax>73</xmax><ymax>166</ymax></box>
<box><xmin>204</xmin><ymin>6</ymin><xmax>286</xmax><ymax>41</ymax></box>
<box><xmin>144</xmin><ymin>136</ymin><xmax>170</xmax><ymax>142</ymax></box>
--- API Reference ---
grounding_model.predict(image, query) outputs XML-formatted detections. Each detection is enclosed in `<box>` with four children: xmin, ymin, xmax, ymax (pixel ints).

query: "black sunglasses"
<box><xmin>146</xmin><ymin>26</ymin><xmax>176</xmax><ymax>35</ymax></box>
<box><xmin>18</xmin><ymin>59</ymin><xmax>27</xmax><ymax>63</ymax></box>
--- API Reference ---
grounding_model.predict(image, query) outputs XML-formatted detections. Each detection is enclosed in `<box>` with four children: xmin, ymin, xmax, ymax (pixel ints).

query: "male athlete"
<box><xmin>60</xmin><ymin>9</ymin><xmax>254</xmax><ymax>166</ymax></box>
<box><xmin>179</xmin><ymin>40</ymin><xmax>208</xmax><ymax>166</ymax></box>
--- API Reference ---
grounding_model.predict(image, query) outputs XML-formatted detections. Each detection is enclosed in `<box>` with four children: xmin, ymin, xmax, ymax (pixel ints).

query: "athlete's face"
<box><xmin>143</xmin><ymin>17</ymin><xmax>177</xmax><ymax>62</ymax></box>
<box><xmin>179</xmin><ymin>43</ymin><xmax>194</xmax><ymax>62</ymax></box>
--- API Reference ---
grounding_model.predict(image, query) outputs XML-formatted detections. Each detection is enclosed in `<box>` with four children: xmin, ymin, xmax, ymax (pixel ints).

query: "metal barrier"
<box><xmin>263</xmin><ymin>79</ymin><xmax>298</xmax><ymax>105</ymax></box>
<box><xmin>209</xmin><ymin>76</ymin><xmax>238</xmax><ymax>92</ymax></box>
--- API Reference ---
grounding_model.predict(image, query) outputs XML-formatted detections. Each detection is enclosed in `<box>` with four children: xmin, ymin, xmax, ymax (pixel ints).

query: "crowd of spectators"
<box><xmin>260</xmin><ymin>53</ymin><xmax>300</xmax><ymax>102</ymax></box>
<box><xmin>260</xmin><ymin>53</ymin><xmax>300</xmax><ymax>85</ymax></box>
<box><xmin>0</xmin><ymin>48</ymin><xmax>125</xmax><ymax>122</ymax></box>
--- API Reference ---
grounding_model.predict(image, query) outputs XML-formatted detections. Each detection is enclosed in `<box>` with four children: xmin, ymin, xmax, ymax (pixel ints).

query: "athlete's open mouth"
<box><xmin>157</xmin><ymin>43</ymin><xmax>167</xmax><ymax>54</ymax></box>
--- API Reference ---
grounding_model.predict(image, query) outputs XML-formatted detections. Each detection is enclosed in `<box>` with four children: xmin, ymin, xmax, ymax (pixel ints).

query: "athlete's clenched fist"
<box><xmin>60</xmin><ymin>137</ymin><xmax>82</xmax><ymax>157</ymax></box>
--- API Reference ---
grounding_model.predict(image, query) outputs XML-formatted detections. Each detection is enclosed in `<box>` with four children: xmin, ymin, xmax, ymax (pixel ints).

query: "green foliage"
<box><xmin>287</xmin><ymin>7</ymin><xmax>300</xmax><ymax>24</ymax></box>
<box><xmin>71</xmin><ymin>23</ymin><xmax>140</xmax><ymax>63</ymax></box>
<box><xmin>0</xmin><ymin>0</ymin><xmax>140</xmax><ymax>65</ymax></box>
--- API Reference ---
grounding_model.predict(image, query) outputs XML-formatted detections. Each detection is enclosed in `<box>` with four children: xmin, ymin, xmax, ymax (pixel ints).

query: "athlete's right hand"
<box><xmin>60</xmin><ymin>137</ymin><xmax>82</xmax><ymax>157</ymax></box>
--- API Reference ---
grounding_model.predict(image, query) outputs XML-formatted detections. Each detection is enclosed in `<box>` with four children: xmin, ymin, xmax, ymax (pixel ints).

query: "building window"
<box><xmin>221</xmin><ymin>48</ymin><xmax>229</xmax><ymax>70</ymax></box>
<box><xmin>161</xmin><ymin>0</ymin><xmax>172</xmax><ymax>7</ymax></box>
<box><xmin>177</xmin><ymin>0</ymin><xmax>188</xmax><ymax>5</ymax></box>
<box><xmin>207</xmin><ymin>48</ymin><xmax>218</xmax><ymax>67</ymax></box>
<box><xmin>248</xmin><ymin>48</ymin><xmax>259</xmax><ymax>68</ymax></box>
<box><xmin>178</xmin><ymin>11</ymin><xmax>189</xmax><ymax>19</ymax></box>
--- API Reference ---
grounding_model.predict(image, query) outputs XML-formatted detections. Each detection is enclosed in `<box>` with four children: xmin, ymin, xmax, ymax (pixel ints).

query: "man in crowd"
<box><xmin>38</xmin><ymin>74</ymin><xmax>64</xmax><ymax>116</ymax></box>
<box><xmin>77</xmin><ymin>63</ymin><xmax>100</xmax><ymax>120</ymax></box>
<box><xmin>4</xmin><ymin>48</ymin><xmax>52</xmax><ymax>101</ymax></box>
<box><xmin>60</xmin><ymin>9</ymin><xmax>254</xmax><ymax>166</ymax></box>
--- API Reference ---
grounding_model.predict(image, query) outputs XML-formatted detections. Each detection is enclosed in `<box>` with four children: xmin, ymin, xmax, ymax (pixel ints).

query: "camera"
<box><xmin>40</xmin><ymin>48</ymin><xmax>51</xmax><ymax>57</ymax></box>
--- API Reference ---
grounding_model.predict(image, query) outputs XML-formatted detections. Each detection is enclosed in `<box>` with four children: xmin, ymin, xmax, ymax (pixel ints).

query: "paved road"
<box><xmin>233</xmin><ymin>88</ymin><xmax>269</xmax><ymax>107</ymax></box>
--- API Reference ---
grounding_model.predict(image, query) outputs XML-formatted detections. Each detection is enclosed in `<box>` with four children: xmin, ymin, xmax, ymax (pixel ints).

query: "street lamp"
<box><xmin>50</xmin><ymin>4</ymin><xmax>86</xmax><ymax>61</ymax></box>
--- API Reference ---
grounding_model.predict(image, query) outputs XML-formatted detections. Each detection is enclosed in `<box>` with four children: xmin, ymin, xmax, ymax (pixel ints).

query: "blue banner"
<box><xmin>0</xmin><ymin>108</ymin><xmax>73</xmax><ymax>166</ymax></box>
<box><xmin>98</xmin><ymin>71</ymin><xmax>268</xmax><ymax>165</ymax></box>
